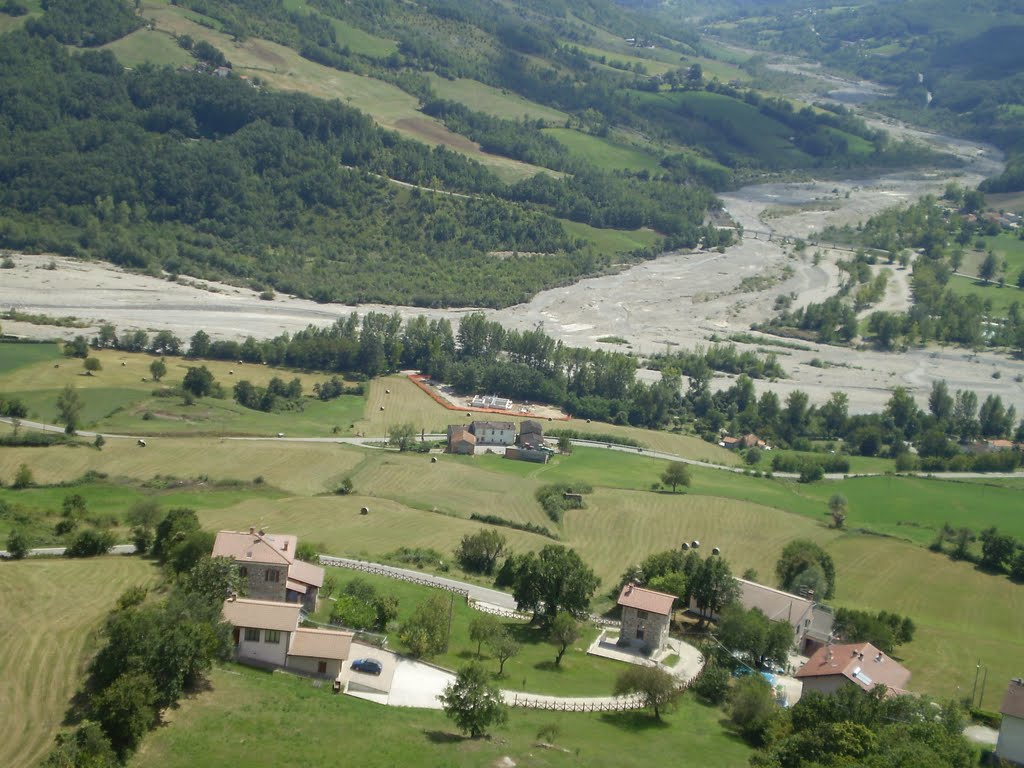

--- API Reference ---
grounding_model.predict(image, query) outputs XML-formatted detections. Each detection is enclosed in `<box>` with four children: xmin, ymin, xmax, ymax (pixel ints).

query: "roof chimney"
<box><xmin>249</xmin><ymin>526</ymin><xmax>255</xmax><ymax>534</ymax></box>
<box><xmin>258</xmin><ymin>528</ymin><xmax>265</xmax><ymax>536</ymax></box>
<box><xmin>875</xmin><ymin>652</ymin><xmax>883</xmax><ymax>662</ymax></box>
<box><xmin>859</xmin><ymin>652</ymin><xmax>864</xmax><ymax>660</ymax></box>
<box><xmin>852</xmin><ymin>649</ymin><xmax>859</xmax><ymax>657</ymax></box>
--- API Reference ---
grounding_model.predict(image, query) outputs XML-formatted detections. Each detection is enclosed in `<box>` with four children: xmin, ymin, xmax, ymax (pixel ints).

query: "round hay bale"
<box><xmin>680</xmin><ymin>542</ymin><xmax>689</xmax><ymax>550</ymax></box>
<box><xmin>359</xmin><ymin>507</ymin><xmax>369</xmax><ymax>515</ymax></box>
<box><xmin>430</xmin><ymin>456</ymin><xmax>437</xmax><ymax>463</ymax></box>
<box><xmin>691</xmin><ymin>540</ymin><xmax>700</xmax><ymax>549</ymax></box>
<box><xmin>385</xmin><ymin>389</ymin><xmax>391</xmax><ymax>394</ymax></box>
<box><xmin>379</xmin><ymin>405</ymin><xmax>385</xmax><ymax>411</ymax></box>
<box><xmin>712</xmin><ymin>547</ymin><xmax>721</xmax><ymax>556</ymax></box>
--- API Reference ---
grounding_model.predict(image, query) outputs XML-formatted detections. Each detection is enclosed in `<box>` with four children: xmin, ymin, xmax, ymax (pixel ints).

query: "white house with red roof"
<box><xmin>222</xmin><ymin>596</ymin><xmax>353</xmax><ymax>680</ymax></box>
<box><xmin>795</xmin><ymin>642</ymin><xmax>911</xmax><ymax>697</ymax></box>
<box><xmin>617</xmin><ymin>583</ymin><xmax>676</xmax><ymax>652</ymax></box>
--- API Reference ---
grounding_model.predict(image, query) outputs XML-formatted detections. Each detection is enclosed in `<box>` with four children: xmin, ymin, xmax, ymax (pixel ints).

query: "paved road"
<box><xmin>0</xmin><ymin>544</ymin><xmax>136</xmax><ymax>559</ymax></box>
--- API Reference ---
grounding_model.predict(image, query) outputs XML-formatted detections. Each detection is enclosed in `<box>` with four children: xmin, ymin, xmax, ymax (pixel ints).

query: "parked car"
<box><xmin>351</xmin><ymin>658</ymin><xmax>383</xmax><ymax>676</ymax></box>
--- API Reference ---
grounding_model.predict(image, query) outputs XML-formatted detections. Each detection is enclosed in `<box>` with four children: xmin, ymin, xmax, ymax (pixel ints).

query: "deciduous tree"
<box><xmin>56</xmin><ymin>384</ymin><xmax>84</xmax><ymax>434</ymax></box>
<box><xmin>614</xmin><ymin>665</ymin><xmax>679</xmax><ymax>719</ymax></box>
<box><xmin>660</xmin><ymin>461</ymin><xmax>691</xmax><ymax>492</ymax></box>
<box><xmin>440</xmin><ymin>663</ymin><xmax>508</xmax><ymax>738</ymax></box>
<box><xmin>399</xmin><ymin>593</ymin><xmax>449</xmax><ymax>657</ymax></box>
<box><xmin>549</xmin><ymin>612</ymin><xmax>581</xmax><ymax>666</ymax></box>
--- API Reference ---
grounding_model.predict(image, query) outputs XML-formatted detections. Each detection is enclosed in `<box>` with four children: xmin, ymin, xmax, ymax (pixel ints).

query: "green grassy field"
<box><xmin>559</xmin><ymin>220</ymin><xmax>663</xmax><ymax>256</ymax></box>
<box><xmin>130</xmin><ymin>664</ymin><xmax>751</xmax><ymax>768</ymax></box>
<box><xmin>0</xmin><ymin>556</ymin><xmax>157</xmax><ymax>768</ymax></box>
<box><xmin>427</xmin><ymin>74</ymin><xmax>568</xmax><ymax>123</ymax></box>
<box><xmin>0</xmin><ymin>0</ymin><xmax>39</xmax><ymax>34</ymax></box>
<box><xmin>102</xmin><ymin>28</ymin><xmax>194</xmax><ymax>68</ymax></box>
<box><xmin>543</xmin><ymin>128</ymin><xmax>664</xmax><ymax>173</ymax></box>
<box><xmin>0</xmin><ymin>341</ymin><xmax>60</xmax><ymax>374</ymax></box>
<box><xmin>946</xmin><ymin>274</ymin><xmax>1024</xmax><ymax>316</ymax></box>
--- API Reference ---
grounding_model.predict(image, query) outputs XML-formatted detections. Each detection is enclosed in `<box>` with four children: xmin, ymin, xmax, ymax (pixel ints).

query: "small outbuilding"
<box><xmin>617</xmin><ymin>583</ymin><xmax>676</xmax><ymax>653</ymax></box>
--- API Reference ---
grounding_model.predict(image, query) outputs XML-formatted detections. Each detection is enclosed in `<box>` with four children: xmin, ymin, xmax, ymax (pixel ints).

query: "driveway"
<box><xmin>341</xmin><ymin>641</ymin><xmax>455</xmax><ymax>709</ymax></box>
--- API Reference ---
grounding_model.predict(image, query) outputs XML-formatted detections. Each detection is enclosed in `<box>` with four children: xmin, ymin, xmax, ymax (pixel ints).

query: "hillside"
<box><xmin>0</xmin><ymin>0</ymin><xmax>956</xmax><ymax>307</ymax></box>
<box><xmin>701</xmin><ymin>0</ymin><xmax>1024</xmax><ymax>191</ymax></box>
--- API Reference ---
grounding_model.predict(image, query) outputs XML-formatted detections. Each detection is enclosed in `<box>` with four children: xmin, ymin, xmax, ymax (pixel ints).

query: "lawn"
<box><xmin>427</xmin><ymin>74</ymin><xmax>567</xmax><ymax>123</ymax></box>
<box><xmin>542</xmin><ymin>128</ymin><xmax>664</xmax><ymax>173</ymax></box>
<box><xmin>281</xmin><ymin>0</ymin><xmax>397</xmax><ymax>58</ymax></box>
<box><xmin>946</xmin><ymin>274</ymin><xmax>1024</xmax><ymax>316</ymax></box>
<box><xmin>0</xmin><ymin>556</ymin><xmax>157</xmax><ymax>768</ymax></box>
<box><xmin>130</xmin><ymin>664</ymin><xmax>751</xmax><ymax>768</ymax></box>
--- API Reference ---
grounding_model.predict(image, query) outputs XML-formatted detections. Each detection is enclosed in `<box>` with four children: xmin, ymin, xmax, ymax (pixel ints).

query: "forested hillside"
<box><xmin>0</xmin><ymin>0</ymin><xmax>958</xmax><ymax>305</ymax></box>
<box><xmin>702</xmin><ymin>0</ymin><xmax>1024</xmax><ymax>190</ymax></box>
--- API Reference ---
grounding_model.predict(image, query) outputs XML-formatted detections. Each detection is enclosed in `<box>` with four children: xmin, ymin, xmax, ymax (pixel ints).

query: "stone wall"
<box><xmin>239</xmin><ymin>562</ymin><xmax>288</xmax><ymax>602</ymax></box>
<box><xmin>620</xmin><ymin>607</ymin><xmax>670</xmax><ymax>652</ymax></box>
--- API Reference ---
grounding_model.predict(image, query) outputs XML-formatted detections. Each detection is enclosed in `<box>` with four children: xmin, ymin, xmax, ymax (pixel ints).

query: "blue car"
<box><xmin>351</xmin><ymin>658</ymin><xmax>383</xmax><ymax>676</ymax></box>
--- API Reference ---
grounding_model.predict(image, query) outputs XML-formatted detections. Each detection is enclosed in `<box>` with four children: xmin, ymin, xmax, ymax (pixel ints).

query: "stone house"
<box><xmin>222</xmin><ymin>597</ymin><xmax>352</xmax><ymax>678</ymax></box>
<box><xmin>212</xmin><ymin>528</ymin><xmax>324</xmax><ymax>613</ymax></box>
<box><xmin>446</xmin><ymin>425</ymin><xmax>477</xmax><ymax>454</ymax></box>
<box><xmin>469</xmin><ymin>420</ymin><xmax>516</xmax><ymax>446</ymax></box>
<box><xmin>518</xmin><ymin>420</ymin><xmax>544</xmax><ymax>449</ymax></box>
<box><xmin>617</xmin><ymin>583</ymin><xmax>675</xmax><ymax>652</ymax></box>
<box><xmin>795</xmin><ymin>642</ymin><xmax>911</xmax><ymax>697</ymax></box>
<box><xmin>998</xmin><ymin>678</ymin><xmax>1024</xmax><ymax>766</ymax></box>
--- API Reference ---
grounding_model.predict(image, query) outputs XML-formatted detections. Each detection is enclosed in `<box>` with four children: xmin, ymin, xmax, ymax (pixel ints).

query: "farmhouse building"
<box><xmin>446</xmin><ymin>425</ymin><xmax>477</xmax><ymax>455</ymax></box>
<box><xmin>997</xmin><ymin>678</ymin><xmax>1024</xmax><ymax>766</ymax></box>
<box><xmin>517</xmin><ymin>420</ymin><xmax>544</xmax><ymax>449</ymax></box>
<box><xmin>223</xmin><ymin>597</ymin><xmax>353</xmax><ymax>679</ymax></box>
<box><xmin>795</xmin><ymin>642</ymin><xmax>911</xmax><ymax>697</ymax></box>
<box><xmin>688</xmin><ymin>578</ymin><xmax>833</xmax><ymax>654</ymax></box>
<box><xmin>212</xmin><ymin>528</ymin><xmax>324</xmax><ymax>613</ymax></box>
<box><xmin>617</xmin><ymin>583</ymin><xmax>675</xmax><ymax>652</ymax></box>
<box><xmin>469</xmin><ymin>420</ymin><xmax>516</xmax><ymax>446</ymax></box>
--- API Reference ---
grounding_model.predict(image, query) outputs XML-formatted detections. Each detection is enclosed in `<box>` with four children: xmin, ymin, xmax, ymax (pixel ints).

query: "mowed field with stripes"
<box><xmin>0</xmin><ymin>557</ymin><xmax>157</xmax><ymax>768</ymax></box>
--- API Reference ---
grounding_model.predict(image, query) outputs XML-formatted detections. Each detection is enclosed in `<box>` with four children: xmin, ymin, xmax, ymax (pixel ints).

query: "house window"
<box><xmin>239</xmin><ymin>566</ymin><xmax>248</xmax><ymax>578</ymax></box>
<box><xmin>244</xmin><ymin>628</ymin><xmax>260</xmax><ymax>642</ymax></box>
<box><xmin>264</xmin><ymin>630</ymin><xmax>281</xmax><ymax>644</ymax></box>
<box><xmin>637</xmin><ymin>610</ymin><xmax>648</xmax><ymax>619</ymax></box>
<box><xmin>265</xmin><ymin>569</ymin><xmax>280</xmax><ymax>583</ymax></box>
<box><xmin>317</xmin><ymin>661</ymin><xmax>327</xmax><ymax>675</ymax></box>
<box><xmin>636</xmin><ymin>625</ymin><xmax>645</xmax><ymax>640</ymax></box>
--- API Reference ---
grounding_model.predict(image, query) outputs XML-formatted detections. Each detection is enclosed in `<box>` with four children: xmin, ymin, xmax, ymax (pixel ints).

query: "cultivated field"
<box><xmin>131</xmin><ymin>664</ymin><xmax>751</xmax><ymax>768</ymax></box>
<box><xmin>0</xmin><ymin>556</ymin><xmax>157</xmax><ymax>768</ymax></box>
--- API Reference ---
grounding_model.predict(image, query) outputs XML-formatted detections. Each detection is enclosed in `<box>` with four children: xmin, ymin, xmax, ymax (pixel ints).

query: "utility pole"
<box><xmin>972</xmin><ymin>661</ymin><xmax>981</xmax><ymax>707</ymax></box>
<box><xmin>445</xmin><ymin>591</ymin><xmax>454</xmax><ymax>652</ymax></box>
<box><xmin>980</xmin><ymin>666</ymin><xmax>988</xmax><ymax>708</ymax></box>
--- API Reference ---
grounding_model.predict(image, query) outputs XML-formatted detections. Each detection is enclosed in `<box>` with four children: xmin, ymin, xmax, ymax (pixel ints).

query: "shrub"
<box><xmin>693</xmin><ymin>661</ymin><xmax>731</xmax><ymax>705</ymax></box>
<box><xmin>66</xmin><ymin>528</ymin><xmax>116</xmax><ymax>558</ymax></box>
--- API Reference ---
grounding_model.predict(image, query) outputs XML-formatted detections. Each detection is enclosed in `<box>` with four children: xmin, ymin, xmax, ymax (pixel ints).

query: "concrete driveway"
<box><xmin>342</xmin><ymin>642</ymin><xmax>455</xmax><ymax>709</ymax></box>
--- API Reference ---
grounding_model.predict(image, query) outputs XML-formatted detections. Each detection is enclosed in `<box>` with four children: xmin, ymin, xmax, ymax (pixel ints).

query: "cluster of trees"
<box><xmin>497</xmin><ymin>544</ymin><xmax>600</xmax><ymax>625</ymax></box>
<box><xmin>26</xmin><ymin>0</ymin><xmax>140</xmax><ymax>47</ymax></box>
<box><xmin>329</xmin><ymin>577</ymin><xmax>399</xmax><ymax>632</ymax></box>
<box><xmin>649</xmin><ymin>343</ymin><xmax>786</xmax><ymax>380</ymax></box>
<box><xmin>775</xmin><ymin>539</ymin><xmax>836</xmax><ymax>600</ymax></box>
<box><xmin>932</xmin><ymin>524</ymin><xmax>1024</xmax><ymax>582</ymax></box>
<box><xmin>741</xmin><ymin>684</ymin><xmax>975</xmax><ymax>767</ymax></box>
<box><xmin>615</xmin><ymin>547</ymin><xmax>740</xmax><ymax>624</ymax></box>
<box><xmin>232</xmin><ymin>377</ymin><xmax>304</xmax><ymax>412</ymax></box>
<box><xmin>833</xmin><ymin>608</ymin><xmax>916</xmax><ymax>654</ymax></box>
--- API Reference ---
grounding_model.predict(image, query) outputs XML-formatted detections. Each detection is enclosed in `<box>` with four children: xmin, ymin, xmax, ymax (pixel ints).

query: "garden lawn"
<box><xmin>130</xmin><ymin>664</ymin><xmax>751</xmax><ymax>768</ymax></box>
<box><xmin>0</xmin><ymin>556</ymin><xmax>157</xmax><ymax>768</ymax></box>
<box><xmin>946</xmin><ymin>274</ymin><xmax>1024</xmax><ymax>316</ymax></box>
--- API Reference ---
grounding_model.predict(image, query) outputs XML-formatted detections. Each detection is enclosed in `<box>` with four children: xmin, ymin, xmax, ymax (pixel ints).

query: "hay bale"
<box><xmin>359</xmin><ymin>507</ymin><xmax>369</xmax><ymax>515</ymax></box>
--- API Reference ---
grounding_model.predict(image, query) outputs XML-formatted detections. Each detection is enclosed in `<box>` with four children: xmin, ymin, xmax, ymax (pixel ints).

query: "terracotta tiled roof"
<box><xmin>796</xmin><ymin>642</ymin><xmax>911</xmax><ymax>694</ymax></box>
<box><xmin>222</xmin><ymin>598</ymin><xmax>300</xmax><ymax>632</ymax></box>
<box><xmin>288</xmin><ymin>628</ymin><xmax>354</xmax><ymax>661</ymax></box>
<box><xmin>286</xmin><ymin>579</ymin><xmax>308</xmax><ymax>595</ymax></box>
<box><xmin>289</xmin><ymin>558</ymin><xmax>324</xmax><ymax>589</ymax></box>
<box><xmin>213</xmin><ymin>530</ymin><xmax>292</xmax><ymax>566</ymax></box>
<box><xmin>1001</xmin><ymin>678</ymin><xmax>1024</xmax><ymax>719</ymax></box>
<box><xmin>617</xmin><ymin>583</ymin><xmax>676</xmax><ymax>615</ymax></box>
